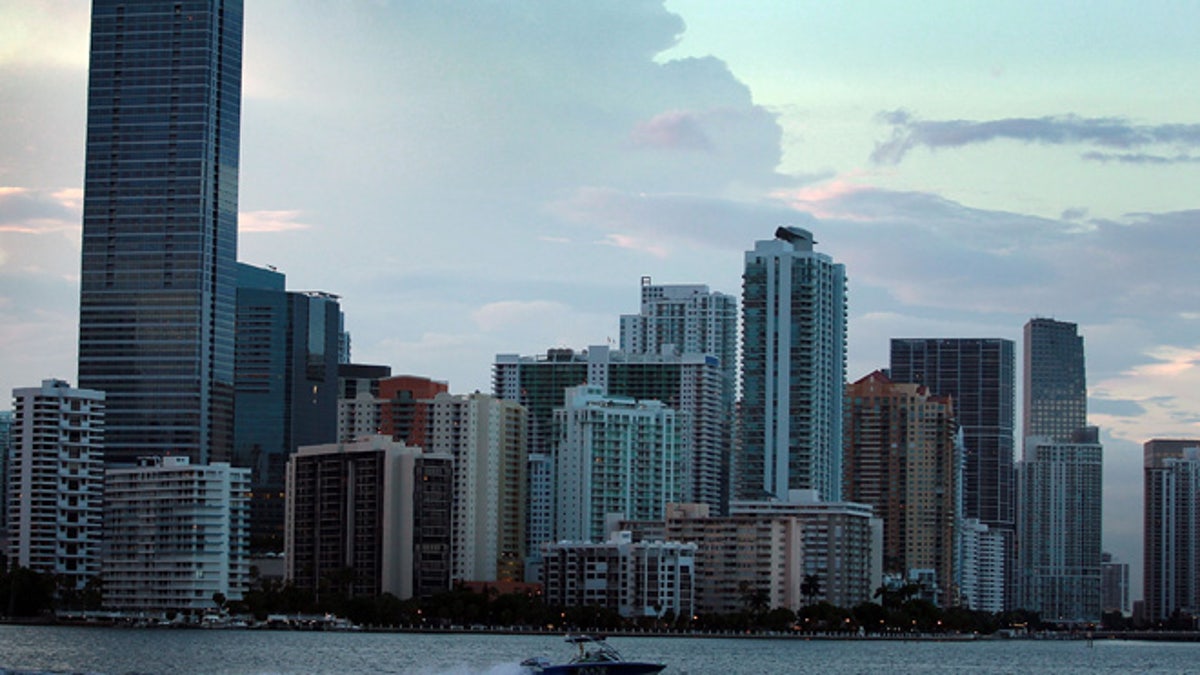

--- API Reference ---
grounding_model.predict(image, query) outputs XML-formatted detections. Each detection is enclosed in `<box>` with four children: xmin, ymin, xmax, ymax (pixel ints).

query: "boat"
<box><xmin>520</xmin><ymin>635</ymin><xmax>666</xmax><ymax>674</ymax></box>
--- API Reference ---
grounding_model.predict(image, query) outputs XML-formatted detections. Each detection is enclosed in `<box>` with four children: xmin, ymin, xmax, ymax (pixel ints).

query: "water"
<box><xmin>1</xmin><ymin>626</ymin><xmax>1197</xmax><ymax>675</ymax></box>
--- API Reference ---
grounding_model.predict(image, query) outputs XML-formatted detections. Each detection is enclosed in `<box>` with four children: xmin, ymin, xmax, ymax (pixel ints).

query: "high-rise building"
<box><xmin>336</xmin><ymin>364</ymin><xmax>392</xmax><ymax>442</ymax></box>
<box><xmin>378</xmin><ymin>375</ymin><xmax>449</xmax><ymax>448</ymax></box>
<box><xmin>1016</xmin><ymin>429</ymin><xmax>1104</xmax><ymax>622</ymax></box>
<box><xmin>285</xmin><ymin>436</ymin><xmax>453</xmax><ymax>600</ymax></box>
<box><xmin>843</xmin><ymin>370</ymin><xmax>958</xmax><ymax>605</ymax></box>
<box><xmin>1017</xmin><ymin>318</ymin><xmax>1102</xmax><ymax>622</ymax></box>
<box><xmin>1023</xmin><ymin>319</ymin><xmax>1086</xmax><ymax>442</ymax></box>
<box><xmin>889</xmin><ymin>338</ymin><xmax>1015</xmax><ymax>533</ymax></box>
<box><xmin>959</xmin><ymin>518</ymin><xmax>1006</xmax><ymax>613</ymax></box>
<box><xmin>0</xmin><ymin>409</ymin><xmax>12</xmax><ymax>547</ymax></box>
<box><xmin>739</xmin><ymin>227</ymin><xmax>847</xmax><ymax>502</ymax></box>
<box><xmin>7</xmin><ymin>380</ymin><xmax>104</xmax><ymax>590</ymax></box>
<box><xmin>1142</xmin><ymin>439</ymin><xmax>1200</xmax><ymax>623</ymax></box>
<box><xmin>620</xmin><ymin>279</ymin><xmax>737</xmax><ymax>513</ymax></box>
<box><xmin>78</xmin><ymin>0</ymin><xmax>243</xmax><ymax>465</ymax></box>
<box><xmin>428</xmin><ymin>392</ymin><xmax>527</xmax><ymax>583</ymax></box>
<box><xmin>494</xmin><ymin>345</ymin><xmax>728</xmax><ymax>552</ymax></box>
<box><xmin>234</xmin><ymin>263</ymin><xmax>340</xmax><ymax>551</ymax></box>
<box><xmin>553</xmin><ymin>385</ymin><xmax>685</xmax><ymax>543</ymax></box>
<box><xmin>1101</xmin><ymin>552</ymin><xmax>1130</xmax><ymax>616</ymax></box>
<box><xmin>103</xmin><ymin>456</ymin><xmax>249</xmax><ymax>613</ymax></box>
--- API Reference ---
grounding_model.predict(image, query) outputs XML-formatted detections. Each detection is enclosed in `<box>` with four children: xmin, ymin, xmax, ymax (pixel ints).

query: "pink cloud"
<box><xmin>630</xmin><ymin>110</ymin><xmax>711</xmax><ymax>151</ymax></box>
<box><xmin>238</xmin><ymin>209</ymin><xmax>313</xmax><ymax>233</ymax></box>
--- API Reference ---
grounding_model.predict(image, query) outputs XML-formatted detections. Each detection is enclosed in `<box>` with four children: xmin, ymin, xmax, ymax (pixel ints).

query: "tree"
<box><xmin>800</xmin><ymin>574</ymin><xmax>821</xmax><ymax>605</ymax></box>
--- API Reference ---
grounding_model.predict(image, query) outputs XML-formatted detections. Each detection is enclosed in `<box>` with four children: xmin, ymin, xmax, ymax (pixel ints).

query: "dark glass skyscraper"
<box><xmin>1023</xmin><ymin>318</ymin><xmax>1086</xmax><ymax>442</ymax></box>
<box><xmin>78</xmin><ymin>1</ymin><xmax>243</xmax><ymax>465</ymax></box>
<box><xmin>889</xmin><ymin>338</ymin><xmax>1015</xmax><ymax>530</ymax></box>
<box><xmin>234</xmin><ymin>263</ymin><xmax>340</xmax><ymax>551</ymax></box>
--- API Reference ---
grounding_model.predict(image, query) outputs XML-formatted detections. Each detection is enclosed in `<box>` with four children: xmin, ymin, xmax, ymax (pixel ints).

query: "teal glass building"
<box><xmin>78</xmin><ymin>0</ymin><xmax>243</xmax><ymax>464</ymax></box>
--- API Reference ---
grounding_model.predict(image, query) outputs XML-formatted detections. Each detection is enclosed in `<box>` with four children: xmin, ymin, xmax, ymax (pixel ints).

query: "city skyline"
<box><xmin>5</xmin><ymin>1</ymin><xmax>1200</xmax><ymax>599</ymax></box>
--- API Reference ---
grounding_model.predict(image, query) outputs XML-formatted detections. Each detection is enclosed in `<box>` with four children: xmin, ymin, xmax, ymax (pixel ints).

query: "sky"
<box><xmin>3</xmin><ymin>0</ymin><xmax>1200</xmax><ymax>603</ymax></box>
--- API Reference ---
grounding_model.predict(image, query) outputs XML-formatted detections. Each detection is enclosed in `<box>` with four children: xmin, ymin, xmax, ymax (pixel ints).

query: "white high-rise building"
<box><xmin>428</xmin><ymin>392</ymin><xmax>526</xmax><ymax>583</ymax></box>
<box><xmin>554</xmin><ymin>385</ymin><xmax>685</xmax><ymax>542</ymax></box>
<box><xmin>7</xmin><ymin>380</ymin><xmax>104</xmax><ymax>590</ymax></box>
<box><xmin>739</xmin><ymin>227</ymin><xmax>847</xmax><ymax>502</ymax></box>
<box><xmin>103</xmin><ymin>456</ymin><xmax>249</xmax><ymax>613</ymax></box>
<box><xmin>959</xmin><ymin>518</ymin><xmax>1006</xmax><ymax>613</ymax></box>
<box><xmin>1016</xmin><ymin>431</ymin><xmax>1104</xmax><ymax>622</ymax></box>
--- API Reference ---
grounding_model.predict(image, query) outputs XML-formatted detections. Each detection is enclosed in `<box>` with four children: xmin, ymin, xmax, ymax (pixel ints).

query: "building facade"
<box><xmin>739</xmin><ymin>227</ymin><xmax>847</xmax><ymax>502</ymax></box>
<box><xmin>285</xmin><ymin>436</ymin><xmax>453</xmax><ymax>601</ymax></box>
<box><xmin>843</xmin><ymin>371</ymin><xmax>958</xmax><ymax>605</ymax></box>
<box><xmin>7</xmin><ymin>380</ymin><xmax>104</xmax><ymax>590</ymax></box>
<box><xmin>378</xmin><ymin>375</ymin><xmax>449</xmax><ymax>448</ymax></box>
<box><xmin>1016</xmin><ymin>431</ymin><xmax>1103</xmax><ymax>622</ymax></box>
<box><xmin>553</xmin><ymin>386</ymin><xmax>685</xmax><ymax>543</ymax></box>
<box><xmin>234</xmin><ymin>263</ymin><xmax>341</xmax><ymax>552</ymax></box>
<box><xmin>1023</xmin><ymin>319</ymin><xmax>1087</xmax><ymax>442</ymax></box>
<box><xmin>1142</xmin><ymin>439</ymin><xmax>1200</xmax><ymax>623</ymax></box>
<box><xmin>78</xmin><ymin>0</ymin><xmax>243</xmax><ymax>465</ymax></box>
<box><xmin>336</xmin><ymin>364</ymin><xmax>392</xmax><ymax>442</ymax></box>
<box><xmin>103</xmin><ymin>457</ymin><xmax>249</xmax><ymax>613</ymax></box>
<box><xmin>428</xmin><ymin>392</ymin><xmax>527</xmax><ymax>583</ymax></box>
<box><xmin>959</xmin><ymin>518</ymin><xmax>1006</xmax><ymax>613</ymax></box>
<box><xmin>730</xmin><ymin>494</ymin><xmax>881</xmax><ymax>610</ymax></box>
<box><xmin>540</xmin><ymin>531</ymin><xmax>696</xmax><ymax>620</ymax></box>
<box><xmin>1101</xmin><ymin>552</ymin><xmax>1130</xmax><ymax>615</ymax></box>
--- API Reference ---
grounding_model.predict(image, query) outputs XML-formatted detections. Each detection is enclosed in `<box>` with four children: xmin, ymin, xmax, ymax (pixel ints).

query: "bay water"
<box><xmin>1</xmin><ymin>625</ymin><xmax>1197</xmax><ymax>674</ymax></box>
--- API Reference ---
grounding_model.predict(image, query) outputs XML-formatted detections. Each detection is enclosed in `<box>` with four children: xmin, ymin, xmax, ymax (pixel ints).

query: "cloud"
<box><xmin>1092</xmin><ymin>345</ymin><xmax>1200</xmax><ymax>443</ymax></box>
<box><xmin>872</xmin><ymin>110</ymin><xmax>1200</xmax><ymax>164</ymax></box>
<box><xmin>1081</xmin><ymin>151</ymin><xmax>1200</xmax><ymax>165</ymax></box>
<box><xmin>238</xmin><ymin>210</ymin><xmax>313</xmax><ymax>233</ymax></box>
<box><xmin>630</xmin><ymin>111</ymin><xmax>712</xmax><ymax>151</ymax></box>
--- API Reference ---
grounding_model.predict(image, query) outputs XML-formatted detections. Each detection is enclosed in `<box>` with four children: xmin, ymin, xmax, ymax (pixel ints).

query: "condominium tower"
<box><xmin>7</xmin><ymin>380</ymin><xmax>105</xmax><ymax>590</ymax></box>
<box><xmin>739</xmin><ymin>227</ymin><xmax>847</xmax><ymax>502</ymax></box>
<box><xmin>1143</xmin><ymin>439</ymin><xmax>1200</xmax><ymax>623</ymax></box>
<box><xmin>843</xmin><ymin>371</ymin><xmax>958</xmax><ymax>605</ymax></box>
<box><xmin>78</xmin><ymin>0</ymin><xmax>243</xmax><ymax>464</ymax></box>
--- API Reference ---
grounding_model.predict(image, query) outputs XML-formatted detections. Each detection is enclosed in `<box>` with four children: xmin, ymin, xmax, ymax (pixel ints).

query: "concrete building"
<box><xmin>103</xmin><ymin>457</ymin><xmax>249</xmax><ymax>613</ymax></box>
<box><xmin>843</xmin><ymin>370</ymin><xmax>958</xmax><ymax>605</ymax></box>
<box><xmin>620</xmin><ymin>277</ymin><xmax>737</xmax><ymax>510</ymax></box>
<box><xmin>553</xmin><ymin>385</ymin><xmax>685</xmax><ymax>543</ymax></box>
<box><xmin>1101</xmin><ymin>552</ymin><xmax>1130</xmax><ymax>615</ymax></box>
<box><xmin>428</xmin><ymin>392</ymin><xmax>527</xmax><ymax>583</ymax></box>
<box><xmin>7</xmin><ymin>380</ymin><xmax>104</xmax><ymax>590</ymax></box>
<box><xmin>739</xmin><ymin>227</ymin><xmax>847</xmax><ymax>503</ymax></box>
<box><xmin>285</xmin><ymin>436</ymin><xmax>453</xmax><ymax>600</ymax></box>
<box><xmin>959</xmin><ymin>518</ymin><xmax>1006</xmax><ymax>613</ymax></box>
<box><xmin>78</xmin><ymin>0</ymin><xmax>243</xmax><ymax>465</ymax></box>
<box><xmin>540</xmin><ymin>531</ymin><xmax>696</xmax><ymax>620</ymax></box>
<box><xmin>336</xmin><ymin>364</ymin><xmax>392</xmax><ymax>442</ymax></box>
<box><xmin>1016</xmin><ymin>430</ymin><xmax>1104</xmax><ymax>623</ymax></box>
<box><xmin>379</xmin><ymin>375</ymin><xmax>449</xmax><ymax>448</ymax></box>
<box><xmin>0</xmin><ymin>409</ymin><xmax>12</xmax><ymax>551</ymax></box>
<box><xmin>1142</xmin><ymin>439</ymin><xmax>1200</xmax><ymax>623</ymax></box>
<box><xmin>730</xmin><ymin>493</ymin><xmax>881</xmax><ymax>610</ymax></box>
<box><xmin>494</xmin><ymin>346</ymin><xmax>726</xmax><ymax>554</ymax></box>
<box><xmin>234</xmin><ymin>263</ymin><xmax>341</xmax><ymax>552</ymax></box>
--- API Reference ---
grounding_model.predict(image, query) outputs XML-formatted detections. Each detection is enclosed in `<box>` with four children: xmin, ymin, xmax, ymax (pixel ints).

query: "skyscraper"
<box><xmin>889</xmin><ymin>338</ymin><xmax>1015</xmax><ymax>532</ymax></box>
<box><xmin>78</xmin><ymin>0</ymin><xmax>243</xmax><ymax>465</ymax></box>
<box><xmin>1023</xmin><ymin>318</ymin><xmax>1086</xmax><ymax>442</ymax></box>
<box><xmin>1017</xmin><ymin>428</ymin><xmax>1104</xmax><ymax>622</ymax></box>
<box><xmin>1142</xmin><ymin>439</ymin><xmax>1200</xmax><ymax>623</ymax></box>
<box><xmin>739</xmin><ymin>227</ymin><xmax>847</xmax><ymax>502</ymax></box>
<box><xmin>843</xmin><ymin>370</ymin><xmax>958</xmax><ymax>605</ymax></box>
<box><xmin>234</xmin><ymin>263</ymin><xmax>341</xmax><ymax>551</ymax></box>
<box><xmin>1017</xmin><ymin>319</ymin><xmax>1102</xmax><ymax>621</ymax></box>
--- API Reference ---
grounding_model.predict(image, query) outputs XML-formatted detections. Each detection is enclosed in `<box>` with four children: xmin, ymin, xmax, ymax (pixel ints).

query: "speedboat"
<box><xmin>520</xmin><ymin>635</ymin><xmax>666</xmax><ymax>674</ymax></box>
